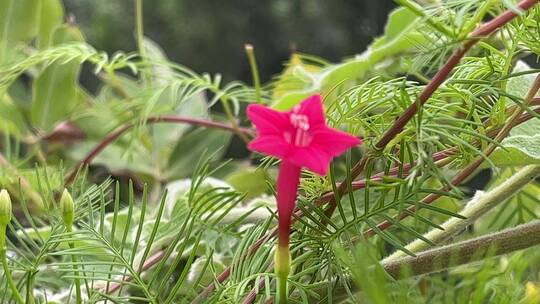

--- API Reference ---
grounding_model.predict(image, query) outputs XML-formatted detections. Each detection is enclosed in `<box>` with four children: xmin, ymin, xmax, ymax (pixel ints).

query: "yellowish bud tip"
<box><xmin>245</xmin><ymin>44</ymin><xmax>253</xmax><ymax>51</ymax></box>
<box><xmin>274</xmin><ymin>245</ymin><xmax>291</xmax><ymax>278</ymax></box>
<box><xmin>0</xmin><ymin>189</ymin><xmax>12</xmax><ymax>226</ymax></box>
<box><xmin>60</xmin><ymin>189</ymin><xmax>75</xmax><ymax>227</ymax></box>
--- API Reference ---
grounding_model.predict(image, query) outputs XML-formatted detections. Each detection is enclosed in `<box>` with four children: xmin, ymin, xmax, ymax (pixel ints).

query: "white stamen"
<box><xmin>286</xmin><ymin>113</ymin><xmax>313</xmax><ymax>147</ymax></box>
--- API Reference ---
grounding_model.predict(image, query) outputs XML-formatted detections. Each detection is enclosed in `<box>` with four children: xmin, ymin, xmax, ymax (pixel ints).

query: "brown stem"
<box><xmin>241</xmin><ymin>262</ymin><xmax>275</xmax><ymax>304</ymax></box>
<box><xmin>101</xmin><ymin>250</ymin><xmax>165</xmax><ymax>294</ymax></box>
<box><xmin>64</xmin><ymin>115</ymin><xmax>254</xmax><ymax>186</ymax></box>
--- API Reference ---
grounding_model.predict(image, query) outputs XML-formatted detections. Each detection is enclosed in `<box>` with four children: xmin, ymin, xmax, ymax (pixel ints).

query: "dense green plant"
<box><xmin>1</xmin><ymin>0</ymin><xmax>540</xmax><ymax>303</ymax></box>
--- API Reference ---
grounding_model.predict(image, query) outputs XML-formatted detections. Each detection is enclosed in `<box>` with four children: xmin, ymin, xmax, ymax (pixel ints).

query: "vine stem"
<box><xmin>221</xmin><ymin>97</ymin><xmax>251</xmax><ymax>143</ymax></box>
<box><xmin>64</xmin><ymin>115</ymin><xmax>254</xmax><ymax>186</ymax></box>
<box><xmin>382</xmin><ymin>219</ymin><xmax>540</xmax><ymax>279</ymax></box>
<box><xmin>383</xmin><ymin>164</ymin><xmax>540</xmax><ymax>262</ymax></box>
<box><xmin>103</xmin><ymin>250</ymin><xmax>165</xmax><ymax>294</ymax></box>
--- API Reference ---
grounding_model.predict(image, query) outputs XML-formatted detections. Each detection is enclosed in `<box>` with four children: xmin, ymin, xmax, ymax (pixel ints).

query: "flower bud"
<box><xmin>60</xmin><ymin>189</ymin><xmax>75</xmax><ymax>228</ymax></box>
<box><xmin>0</xmin><ymin>190</ymin><xmax>12</xmax><ymax>226</ymax></box>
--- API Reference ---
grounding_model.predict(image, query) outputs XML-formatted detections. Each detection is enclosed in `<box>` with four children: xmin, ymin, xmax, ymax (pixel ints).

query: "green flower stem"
<box><xmin>244</xmin><ymin>44</ymin><xmax>262</xmax><ymax>104</ymax></box>
<box><xmin>275</xmin><ymin>245</ymin><xmax>291</xmax><ymax>304</ymax></box>
<box><xmin>135</xmin><ymin>0</ymin><xmax>151</xmax><ymax>85</ymax></box>
<box><xmin>60</xmin><ymin>189</ymin><xmax>81</xmax><ymax>304</ymax></box>
<box><xmin>67</xmin><ymin>225</ymin><xmax>82</xmax><ymax>304</ymax></box>
<box><xmin>135</xmin><ymin>0</ymin><xmax>145</xmax><ymax>59</ymax></box>
<box><xmin>1</xmin><ymin>225</ymin><xmax>24</xmax><ymax>304</ymax></box>
<box><xmin>384</xmin><ymin>164</ymin><xmax>540</xmax><ymax>262</ymax></box>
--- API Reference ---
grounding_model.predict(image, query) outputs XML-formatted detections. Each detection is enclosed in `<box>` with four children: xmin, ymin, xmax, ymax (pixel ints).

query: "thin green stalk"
<box><xmin>274</xmin><ymin>243</ymin><xmax>291</xmax><ymax>304</ymax></box>
<box><xmin>0</xmin><ymin>226</ymin><xmax>24</xmax><ymax>304</ymax></box>
<box><xmin>135</xmin><ymin>0</ymin><xmax>145</xmax><ymax>58</ymax></box>
<box><xmin>276</xmin><ymin>275</ymin><xmax>288</xmax><ymax>304</ymax></box>
<box><xmin>60</xmin><ymin>189</ymin><xmax>81</xmax><ymax>304</ymax></box>
<box><xmin>244</xmin><ymin>44</ymin><xmax>262</xmax><ymax>104</ymax></box>
<box><xmin>67</xmin><ymin>226</ymin><xmax>82</xmax><ymax>304</ymax></box>
<box><xmin>135</xmin><ymin>0</ymin><xmax>151</xmax><ymax>85</ymax></box>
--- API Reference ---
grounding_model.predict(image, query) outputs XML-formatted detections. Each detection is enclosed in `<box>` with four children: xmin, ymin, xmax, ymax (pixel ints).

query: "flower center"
<box><xmin>284</xmin><ymin>113</ymin><xmax>313</xmax><ymax>147</ymax></box>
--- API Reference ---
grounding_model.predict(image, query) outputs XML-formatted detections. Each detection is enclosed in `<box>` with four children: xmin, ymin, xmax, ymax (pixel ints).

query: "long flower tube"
<box><xmin>247</xmin><ymin>94</ymin><xmax>361</xmax><ymax>303</ymax></box>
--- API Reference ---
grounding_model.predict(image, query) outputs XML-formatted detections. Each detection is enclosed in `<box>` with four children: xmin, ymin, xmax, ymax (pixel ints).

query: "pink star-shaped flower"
<box><xmin>246</xmin><ymin>94</ymin><xmax>361</xmax><ymax>301</ymax></box>
<box><xmin>247</xmin><ymin>94</ymin><xmax>362</xmax><ymax>175</ymax></box>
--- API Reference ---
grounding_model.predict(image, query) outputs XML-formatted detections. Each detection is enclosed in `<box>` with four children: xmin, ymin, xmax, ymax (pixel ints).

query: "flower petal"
<box><xmin>287</xmin><ymin>147</ymin><xmax>332</xmax><ymax>175</ymax></box>
<box><xmin>247</xmin><ymin>135</ymin><xmax>290</xmax><ymax>159</ymax></box>
<box><xmin>295</xmin><ymin>94</ymin><xmax>326</xmax><ymax>128</ymax></box>
<box><xmin>311</xmin><ymin>127</ymin><xmax>362</xmax><ymax>157</ymax></box>
<box><xmin>247</xmin><ymin>104</ymin><xmax>289</xmax><ymax>135</ymax></box>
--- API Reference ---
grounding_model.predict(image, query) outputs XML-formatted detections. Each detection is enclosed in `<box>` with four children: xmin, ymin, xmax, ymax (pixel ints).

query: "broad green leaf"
<box><xmin>272</xmin><ymin>91</ymin><xmax>311</xmax><ymax>111</ymax></box>
<box><xmin>37</xmin><ymin>0</ymin><xmax>64</xmax><ymax>49</ymax></box>
<box><xmin>144</xmin><ymin>37</ymin><xmax>174</xmax><ymax>86</ymax></box>
<box><xmin>271</xmin><ymin>53</ymin><xmax>323</xmax><ymax>110</ymax></box>
<box><xmin>0</xmin><ymin>0</ymin><xmax>41</xmax><ymax>63</ymax></box>
<box><xmin>320</xmin><ymin>7</ymin><xmax>423</xmax><ymax>92</ymax></box>
<box><xmin>164</xmin><ymin>177</ymin><xmax>232</xmax><ymax>219</ymax></box>
<box><xmin>507</xmin><ymin>61</ymin><xmax>537</xmax><ymax>100</ymax></box>
<box><xmin>31</xmin><ymin>25</ymin><xmax>85</xmax><ymax>131</ymax></box>
<box><xmin>143</xmin><ymin>38</ymin><xmax>209</xmax><ymax>151</ymax></box>
<box><xmin>507</xmin><ymin>61</ymin><xmax>540</xmax><ymax>137</ymax></box>
<box><xmin>225</xmin><ymin>168</ymin><xmax>267</xmax><ymax>200</ymax></box>
<box><xmin>490</xmin><ymin>62</ymin><xmax>540</xmax><ymax>167</ymax></box>
<box><xmin>271</xmin><ymin>7</ymin><xmax>423</xmax><ymax>110</ymax></box>
<box><xmin>101</xmin><ymin>208</ymin><xmax>141</xmax><ymax>245</ymax></box>
<box><xmin>67</xmin><ymin>140</ymin><xmax>156</xmax><ymax>177</ymax></box>
<box><xmin>17</xmin><ymin>226</ymin><xmax>110</xmax><ymax>258</ymax></box>
<box><xmin>490</xmin><ymin>135</ymin><xmax>540</xmax><ymax>167</ymax></box>
<box><xmin>0</xmin><ymin>94</ymin><xmax>27</xmax><ymax>137</ymax></box>
<box><xmin>166</xmin><ymin>128</ymin><xmax>232</xmax><ymax>179</ymax></box>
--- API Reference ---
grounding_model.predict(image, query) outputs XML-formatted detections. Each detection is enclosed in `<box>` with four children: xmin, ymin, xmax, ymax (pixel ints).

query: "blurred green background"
<box><xmin>64</xmin><ymin>0</ymin><xmax>396</xmax><ymax>83</ymax></box>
